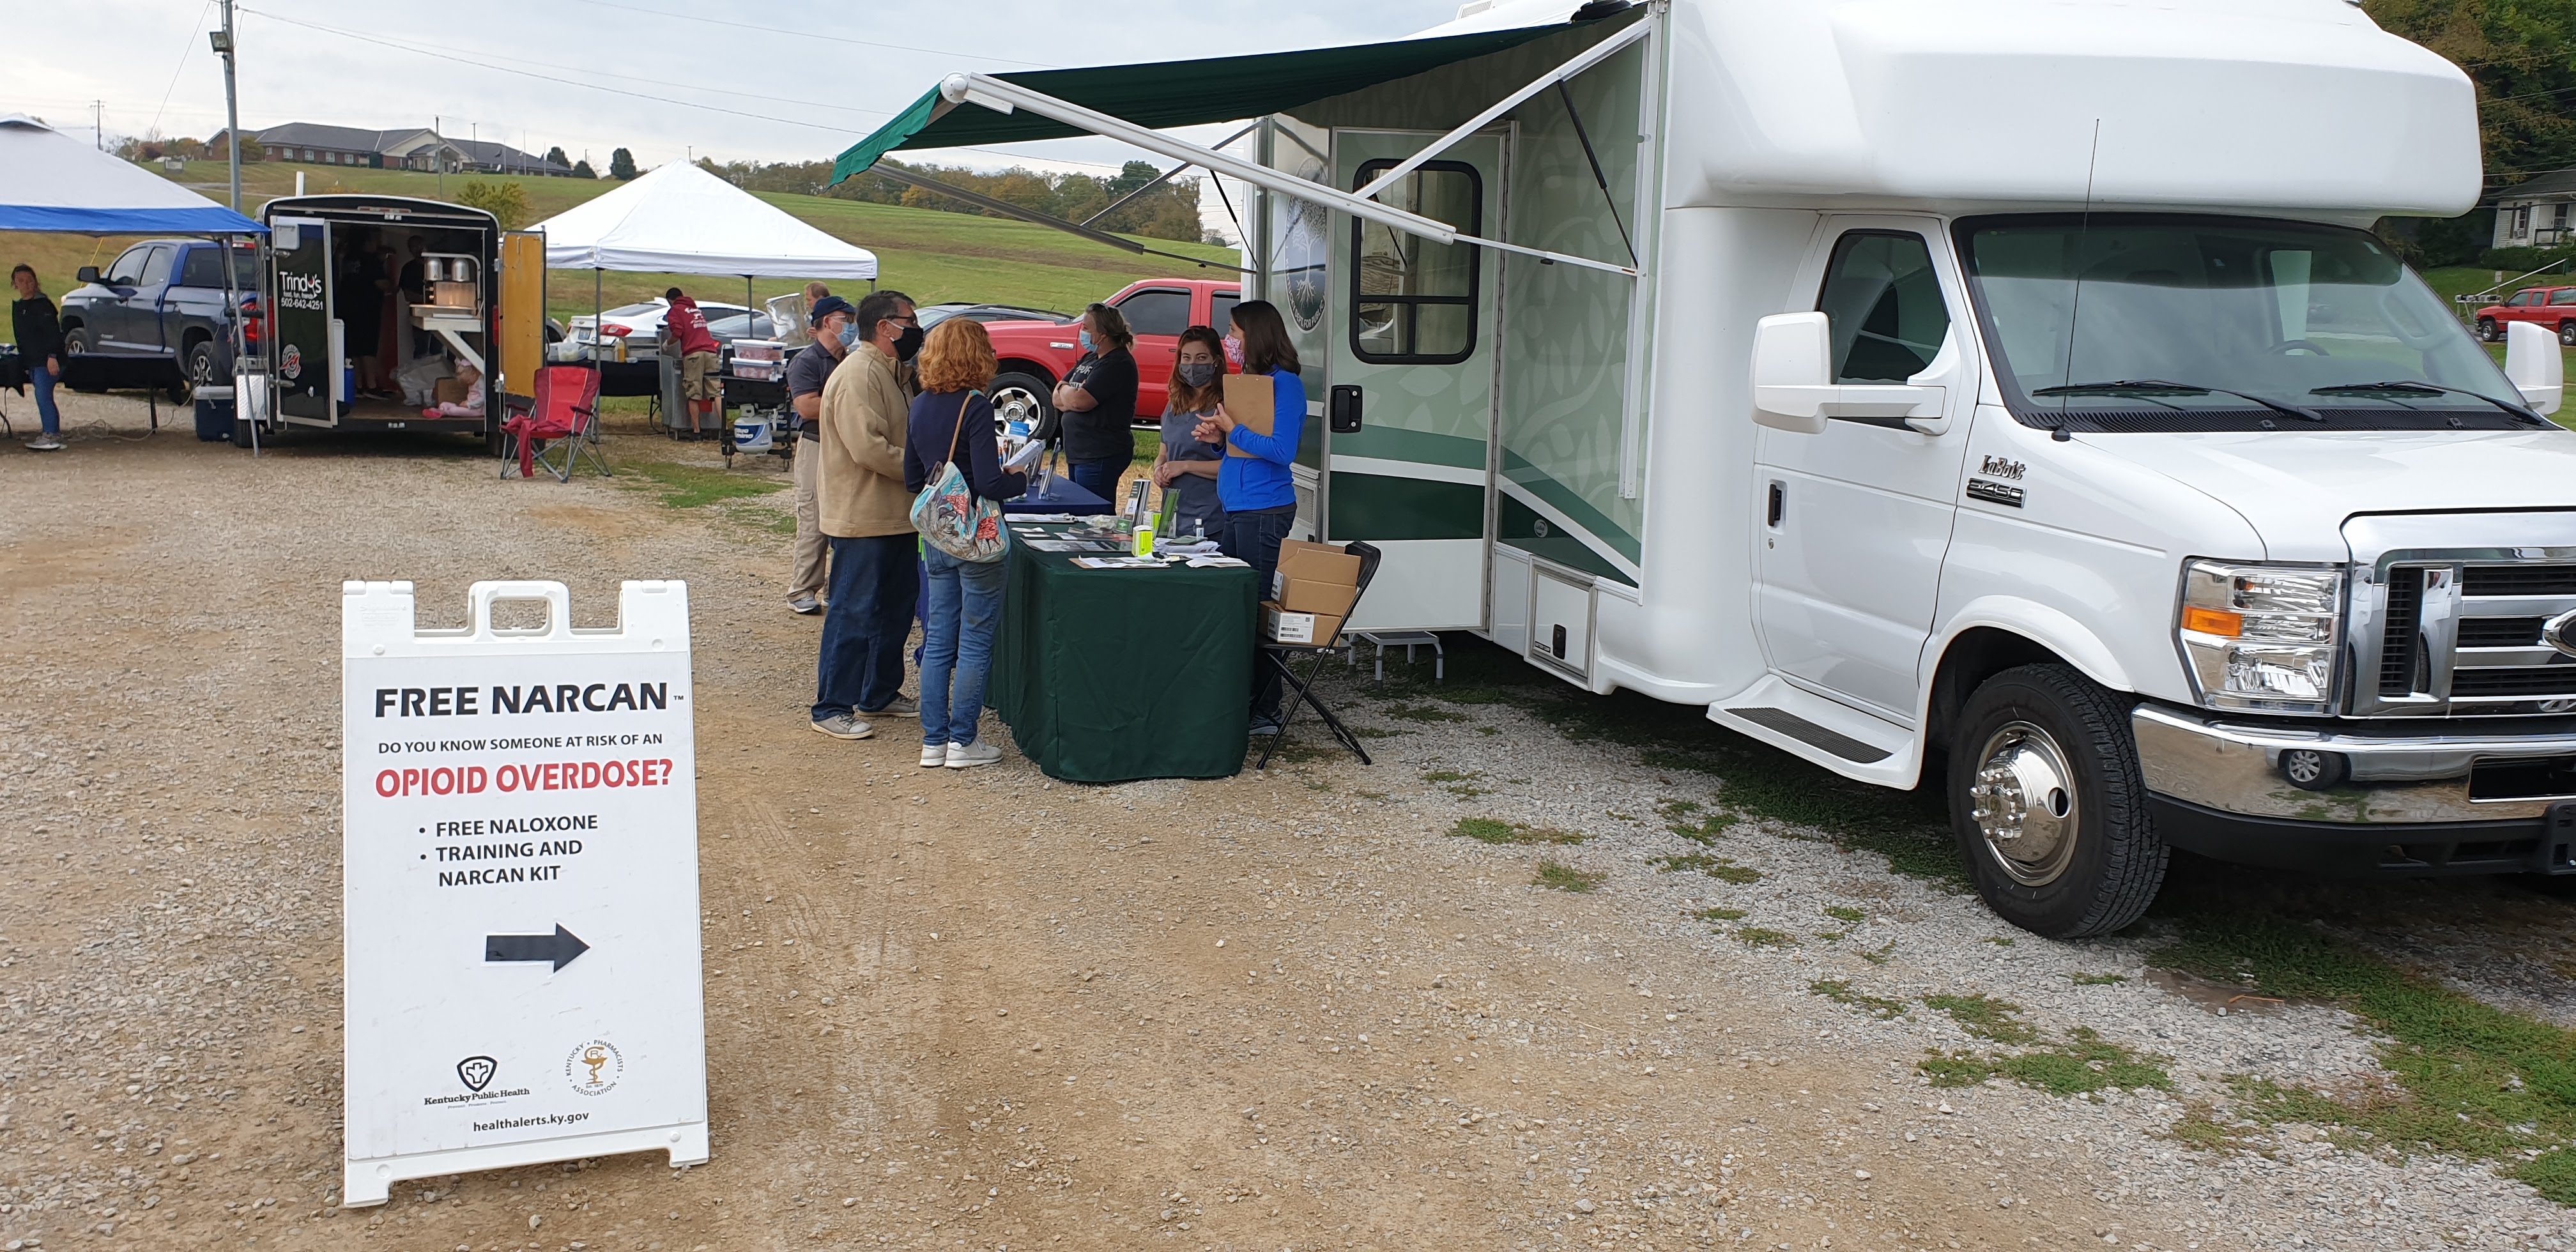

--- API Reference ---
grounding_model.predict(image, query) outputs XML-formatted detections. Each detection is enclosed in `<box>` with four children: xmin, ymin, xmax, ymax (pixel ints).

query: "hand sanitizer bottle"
<box><xmin>1132</xmin><ymin>521</ymin><xmax>1156</xmax><ymax>558</ymax></box>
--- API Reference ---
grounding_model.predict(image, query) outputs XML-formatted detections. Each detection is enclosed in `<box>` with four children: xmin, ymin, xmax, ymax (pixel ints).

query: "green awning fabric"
<box><xmin>830</xmin><ymin>16</ymin><xmax>1604</xmax><ymax>187</ymax></box>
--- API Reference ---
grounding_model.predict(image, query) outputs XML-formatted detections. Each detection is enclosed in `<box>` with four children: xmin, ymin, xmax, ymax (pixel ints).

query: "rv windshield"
<box><xmin>1957</xmin><ymin>215</ymin><xmax>2540</xmax><ymax>433</ymax></box>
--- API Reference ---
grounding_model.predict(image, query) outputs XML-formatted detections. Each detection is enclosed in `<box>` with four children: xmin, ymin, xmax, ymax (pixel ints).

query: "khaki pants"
<box><xmin>789</xmin><ymin>441</ymin><xmax>828</xmax><ymax>599</ymax></box>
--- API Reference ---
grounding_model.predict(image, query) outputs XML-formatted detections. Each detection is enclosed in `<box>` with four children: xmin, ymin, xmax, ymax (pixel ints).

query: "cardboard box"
<box><xmin>1275</xmin><ymin>538</ymin><xmax>1360</xmax><ymax>584</ymax></box>
<box><xmin>1222</xmin><ymin>373</ymin><xmax>1274</xmax><ymax>459</ymax></box>
<box><xmin>1275</xmin><ymin>576</ymin><xmax>1359</xmax><ymax>616</ymax></box>
<box><xmin>1262</xmin><ymin>600</ymin><xmax>1346</xmax><ymax>646</ymax></box>
<box><xmin>433</xmin><ymin>377</ymin><xmax>470</xmax><ymax>405</ymax></box>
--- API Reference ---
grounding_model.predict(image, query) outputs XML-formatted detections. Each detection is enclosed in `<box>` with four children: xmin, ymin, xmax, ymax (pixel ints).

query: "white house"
<box><xmin>2492</xmin><ymin>165</ymin><xmax>2576</xmax><ymax>248</ymax></box>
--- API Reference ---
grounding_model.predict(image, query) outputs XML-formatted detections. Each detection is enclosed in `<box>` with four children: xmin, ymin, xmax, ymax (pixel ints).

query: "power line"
<box><xmin>147</xmin><ymin>1</ymin><xmax>218</xmax><ymax>139</ymax></box>
<box><xmin>560</xmin><ymin>0</ymin><xmax>1051</xmax><ymax>68</ymax></box>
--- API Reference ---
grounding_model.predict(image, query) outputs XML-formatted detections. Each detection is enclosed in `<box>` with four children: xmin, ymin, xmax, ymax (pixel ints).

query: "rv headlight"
<box><xmin>2175</xmin><ymin>560</ymin><xmax>2344</xmax><ymax>714</ymax></box>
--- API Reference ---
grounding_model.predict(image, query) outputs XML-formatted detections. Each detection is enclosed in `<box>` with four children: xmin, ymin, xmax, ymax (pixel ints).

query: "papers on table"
<box><xmin>1184</xmin><ymin>555</ymin><xmax>1250</xmax><ymax>568</ymax></box>
<box><xmin>1028</xmin><ymin>538</ymin><xmax>1128</xmax><ymax>553</ymax></box>
<box><xmin>1002</xmin><ymin>439</ymin><xmax>1046</xmax><ymax>474</ymax></box>
<box><xmin>1007</xmin><ymin>512</ymin><xmax>1084</xmax><ymax>523</ymax></box>
<box><xmin>1071</xmin><ymin>556</ymin><xmax>1168</xmax><ymax>570</ymax></box>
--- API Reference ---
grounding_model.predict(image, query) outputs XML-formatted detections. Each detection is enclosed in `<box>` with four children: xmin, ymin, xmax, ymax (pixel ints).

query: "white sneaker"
<box><xmin>945</xmin><ymin>740</ymin><xmax>1002</xmax><ymax>769</ymax></box>
<box><xmin>919</xmin><ymin>744</ymin><xmax>948</xmax><ymax>768</ymax></box>
<box><xmin>809</xmin><ymin>713</ymin><xmax>872</xmax><ymax>740</ymax></box>
<box><xmin>27</xmin><ymin>434</ymin><xmax>64</xmax><ymax>452</ymax></box>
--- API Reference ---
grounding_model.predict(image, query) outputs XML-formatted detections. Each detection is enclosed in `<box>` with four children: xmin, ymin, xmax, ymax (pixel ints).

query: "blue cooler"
<box><xmin>193</xmin><ymin>386</ymin><xmax>236</xmax><ymax>443</ymax></box>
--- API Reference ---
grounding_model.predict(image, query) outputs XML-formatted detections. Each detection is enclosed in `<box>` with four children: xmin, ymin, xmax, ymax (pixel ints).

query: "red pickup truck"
<box><xmin>985</xmin><ymin>278</ymin><xmax>1240</xmax><ymax>430</ymax></box>
<box><xmin>2474</xmin><ymin>284</ymin><xmax>2576</xmax><ymax>345</ymax></box>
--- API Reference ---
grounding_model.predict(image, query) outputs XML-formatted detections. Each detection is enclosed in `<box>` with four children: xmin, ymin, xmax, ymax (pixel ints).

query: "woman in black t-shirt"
<box><xmin>1050</xmin><ymin>302</ymin><xmax>1138</xmax><ymax>505</ymax></box>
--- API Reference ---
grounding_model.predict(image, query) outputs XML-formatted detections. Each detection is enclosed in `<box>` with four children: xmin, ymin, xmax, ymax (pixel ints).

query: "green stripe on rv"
<box><xmin>1326</xmin><ymin>473</ymin><xmax>1483</xmax><ymax>542</ymax></box>
<box><xmin>1501</xmin><ymin>450</ymin><xmax>1641</xmax><ymax>564</ymax></box>
<box><xmin>1499</xmin><ymin>497</ymin><xmax>1637</xmax><ymax>587</ymax></box>
<box><xmin>1329</xmin><ymin>426</ymin><xmax>1487</xmax><ymax>470</ymax></box>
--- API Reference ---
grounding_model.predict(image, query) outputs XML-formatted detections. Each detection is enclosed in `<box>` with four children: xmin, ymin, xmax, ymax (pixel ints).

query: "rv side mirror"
<box><xmin>1751</xmin><ymin>312</ymin><xmax>1832</xmax><ymax>434</ymax></box>
<box><xmin>2504</xmin><ymin>320</ymin><xmax>2564</xmax><ymax>415</ymax></box>
<box><xmin>75</xmin><ymin>266</ymin><xmax>101</xmax><ymax>285</ymax></box>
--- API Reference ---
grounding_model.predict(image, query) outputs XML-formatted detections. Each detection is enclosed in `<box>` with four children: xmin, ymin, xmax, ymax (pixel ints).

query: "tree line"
<box><xmin>2370</xmin><ymin>0</ymin><xmax>2576</xmax><ymax>266</ymax></box>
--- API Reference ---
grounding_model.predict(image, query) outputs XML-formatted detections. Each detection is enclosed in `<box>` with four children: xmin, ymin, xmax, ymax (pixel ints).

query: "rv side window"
<box><xmin>1349</xmin><ymin>159</ymin><xmax>1480</xmax><ymax>365</ymax></box>
<box><xmin>1816</xmin><ymin>231</ymin><xmax>1951</xmax><ymax>384</ymax></box>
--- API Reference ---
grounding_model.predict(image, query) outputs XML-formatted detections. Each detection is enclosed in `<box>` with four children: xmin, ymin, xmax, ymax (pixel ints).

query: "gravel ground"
<box><xmin>0</xmin><ymin>394</ymin><xmax>2568</xmax><ymax>1252</ymax></box>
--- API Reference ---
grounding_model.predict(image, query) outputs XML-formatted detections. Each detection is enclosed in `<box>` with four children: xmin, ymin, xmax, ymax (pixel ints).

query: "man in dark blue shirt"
<box><xmin>783</xmin><ymin>294</ymin><xmax>855</xmax><ymax>614</ymax></box>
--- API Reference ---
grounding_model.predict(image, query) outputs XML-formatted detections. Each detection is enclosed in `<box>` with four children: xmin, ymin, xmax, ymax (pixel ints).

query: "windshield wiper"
<box><xmin>2310</xmin><ymin>380</ymin><xmax>2545</xmax><ymax>424</ymax></box>
<box><xmin>2032</xmin><ymin>379</ymin><xmax>2325</xmax><ymax>422</ymax></box>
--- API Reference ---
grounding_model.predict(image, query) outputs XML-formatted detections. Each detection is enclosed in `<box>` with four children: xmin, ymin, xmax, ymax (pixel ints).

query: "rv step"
<box><xmin>1706</xmin><ymin>676</ymin><xmax>1920</xmax><ymax>788</ymax></box>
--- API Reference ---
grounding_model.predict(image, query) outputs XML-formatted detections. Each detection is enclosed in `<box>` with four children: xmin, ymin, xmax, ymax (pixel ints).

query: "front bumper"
<box><xmin>2131</xmin><ymin>704</ymin><xmax>2576</xmax><ymax>876</ymax></box>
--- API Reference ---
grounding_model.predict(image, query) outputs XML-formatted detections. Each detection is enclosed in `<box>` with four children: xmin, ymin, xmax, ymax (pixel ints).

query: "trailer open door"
<box><xmin>1322</xmin><ymin>129</ymin><xmax>1507</xmax><ymax>634</ymax></box>
<box><xmin>268</xmin><ymin>216</ymin><xmax>338</xmax><ymax>426</ymax></box>
<box><xmin>497</xmin><ymin>230</ymin><xmax>547</xmax><ymax>416</ymax></box>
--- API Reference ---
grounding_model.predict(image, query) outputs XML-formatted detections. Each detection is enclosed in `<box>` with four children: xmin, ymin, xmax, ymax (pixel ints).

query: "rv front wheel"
<box><xmin>1946</xmin><ymin>664</ymin><xmax>2168</xmax><ymax>939</ymax></box>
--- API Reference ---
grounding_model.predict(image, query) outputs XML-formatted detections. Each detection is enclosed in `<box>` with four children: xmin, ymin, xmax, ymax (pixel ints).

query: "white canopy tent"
<box><xmin>530</xmin><ymin>161</ymin><xmax>877</xmax><ymax>364</ymax></box>
<box><xmin>533</xmin><ymin>160</ymin><xmax>877</xmax><ymax>279</ymax></box>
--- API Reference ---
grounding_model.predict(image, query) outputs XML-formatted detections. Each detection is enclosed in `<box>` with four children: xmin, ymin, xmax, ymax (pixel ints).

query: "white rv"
<box><xmin>836</xmin><ymin>0</ymin><xmax>2576</xmax><ymax>936</ymax></box>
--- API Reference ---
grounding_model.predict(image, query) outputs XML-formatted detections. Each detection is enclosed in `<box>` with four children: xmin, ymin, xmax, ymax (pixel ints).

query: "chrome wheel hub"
<box><xmin>991</xmin><ymin>386</ymin><xmax>1043</xmax><ymax>433</ymax></box>
<box><xmin>1968</xmin><ymin>721</ymin><xmax>2080</xmax><ymax>887</ymax></box>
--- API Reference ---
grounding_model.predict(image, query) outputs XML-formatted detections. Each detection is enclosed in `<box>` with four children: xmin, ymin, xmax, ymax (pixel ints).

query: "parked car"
<box><xmin>2474</xmin><ymin>285</ymin><xmax>2576</xmax><ymax>344</ymax></box>
<box><xmin>918</xmin><ymin>302</ymin><xmax>1068</xmax><ymax>331</ymax></box>
<box><xmin>563</xmin><ymin>298</ymin><xmax>772</xmax><ymax>363</ymax></box>
<box><xmin>57</xmin><ymin>238</ymin><xmax>261</xmax><ymax>399</ymax></box>
<box><xmin>981</xmin><ymin>280</ymin><xmax>1238</xmax><ymax>431</ymax></box>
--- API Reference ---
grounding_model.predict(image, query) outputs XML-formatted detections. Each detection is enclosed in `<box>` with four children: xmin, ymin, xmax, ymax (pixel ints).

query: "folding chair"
<box><xmin>500</xmin><ymin>365</ymin><xmax>610</xmax><ymax>482</ymax></box>
<box><xmin>1255</xmin><ymin>540</ymin><xmax>1381</xmax><ymax>771</ymax></box>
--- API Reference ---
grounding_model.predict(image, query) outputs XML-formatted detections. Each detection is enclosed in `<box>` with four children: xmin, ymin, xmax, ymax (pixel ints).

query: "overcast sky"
<box><xmin>11</xmin><ymin>0</ymin><xmax>1468</xmax><ymax>177</ymax></box>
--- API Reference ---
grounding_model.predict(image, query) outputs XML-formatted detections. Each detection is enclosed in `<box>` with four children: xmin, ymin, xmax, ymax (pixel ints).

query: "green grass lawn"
<box><xmin>3</xmin><ymin>159</ymin><xmax>1240</xmax><ymax>327</ymax></box>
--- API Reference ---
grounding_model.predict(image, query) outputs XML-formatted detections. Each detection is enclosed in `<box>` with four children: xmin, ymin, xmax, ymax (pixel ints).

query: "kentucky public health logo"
<box><xmin>457</xmin><ymin>1056</ymin><xmax>498</xmax><ymax>1093</ymax></box>
<box><xmin>565</xmin><ymin>1040</ymin><xmax>623</xmax><ymax>1096</ymax></box>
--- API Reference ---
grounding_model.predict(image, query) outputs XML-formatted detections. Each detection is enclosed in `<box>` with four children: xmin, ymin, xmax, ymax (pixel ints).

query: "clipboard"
<box><xmin>1222</xmin><ymin>373</ymin><xmax>1273</xmax><ymax>459</ymax></box>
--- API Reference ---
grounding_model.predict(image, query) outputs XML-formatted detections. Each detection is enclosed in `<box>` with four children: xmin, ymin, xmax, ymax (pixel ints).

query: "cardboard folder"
<box><xmin>1222</xmin><ymin>373</ymin><xmax>1274</xmax><ymax>459</ymax></box>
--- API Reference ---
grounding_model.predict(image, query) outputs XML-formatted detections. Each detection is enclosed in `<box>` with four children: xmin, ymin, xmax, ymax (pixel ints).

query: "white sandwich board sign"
<box><xmin>340</xmin><ymin>579</ymin><xmax>708</xmax><ymax>1206</ymax></box>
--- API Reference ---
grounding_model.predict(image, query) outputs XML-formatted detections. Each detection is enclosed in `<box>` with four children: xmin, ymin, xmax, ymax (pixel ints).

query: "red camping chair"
<box><xmin>500</xmin><ymin>365</ymin><xmax>609</xmax><ymax>482</ymax></box>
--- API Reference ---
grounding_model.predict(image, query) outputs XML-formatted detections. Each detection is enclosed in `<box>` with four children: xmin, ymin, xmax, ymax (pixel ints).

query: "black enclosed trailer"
<box><xmin>247</xmin><ymin>194</ymin><xmax>546</xmax><ymax>448</ymax></box>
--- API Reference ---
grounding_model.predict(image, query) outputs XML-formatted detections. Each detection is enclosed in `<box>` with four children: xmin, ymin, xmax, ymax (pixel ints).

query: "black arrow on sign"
<box><xmin>484</xmin><ymin>924</ymin><xmax>590</xmax><ymax>972</ymax></box>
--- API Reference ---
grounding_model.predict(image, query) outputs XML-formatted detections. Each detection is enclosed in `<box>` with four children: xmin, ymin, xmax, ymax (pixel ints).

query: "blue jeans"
<box><xmin>1066</xmin><ymin>457</ymin><xmax>1125</xmax><ymax>507</ymax></box>
<box><xmin>919</xmin><ymin>546</ymin><xmax>1008</xmax><ymax>747</ymax></box>
<box><xmin>1222</xmin><ymin>504</ymin><xmax>1299</xmax><ymax>719</ymax></box>
<box><xmin>29</xmin><ymin>363</ymin><xmax>60</xmax><ymax>436</ymax></box>
<box><xmin>813</xmin><ymin>533</ymin><xmax>921</xmax><ymax>722</ymax></box>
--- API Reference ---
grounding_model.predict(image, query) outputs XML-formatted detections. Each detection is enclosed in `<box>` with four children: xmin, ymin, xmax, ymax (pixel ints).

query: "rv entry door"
<box><xmin>269</xmin><ymin>217</ymin><xmax>338</xmax><ymax>425</ymax></box>
<box><xmin>1323</xmin><ymin>129</ymin><xmax>1505</xmax><ymax>633</ymax></box>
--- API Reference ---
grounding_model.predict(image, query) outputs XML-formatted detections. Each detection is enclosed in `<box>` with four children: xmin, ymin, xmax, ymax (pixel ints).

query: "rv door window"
<box><xmin>1349</xmin><ymin>158</ymin><xmax>1480</xmax><ymax>365</ymax></box>
<box><xmin>1816</xmin><ymin>231</ymin><xmax>1951</xmax><ymax>384</ymax></box>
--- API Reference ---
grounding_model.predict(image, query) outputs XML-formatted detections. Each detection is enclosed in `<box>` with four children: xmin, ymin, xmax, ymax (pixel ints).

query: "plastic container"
<box><xmin>732</xmin><ymin>411</ymin><xmax>775</xmax><ymax>454</ymax></box>
<box><xmin>192</xmin><ymin>386</ymin><xmax>236</xmax><ymax>442</ymax></box>
<box><xmin>1131</xmin><ymin>522</ymin><xmax>1156</xmax><ymax>558</ymax></box>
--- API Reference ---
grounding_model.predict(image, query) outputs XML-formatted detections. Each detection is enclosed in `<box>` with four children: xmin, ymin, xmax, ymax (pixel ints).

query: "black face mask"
<box><xmin>1176</xmin><ymin>362</ymin><xmax>1218</xmax><ymax>388</ymax></box>
<box><xmin>892</xmin><ymin>324</ymin><xmax>924</xmax><ymax>363</ymax></box>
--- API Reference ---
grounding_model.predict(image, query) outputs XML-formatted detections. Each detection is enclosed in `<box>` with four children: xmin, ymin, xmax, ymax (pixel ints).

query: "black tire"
<box><xmin>61</xmin><ymin>325</ymin><xmax>107</xmax><ymax>392</ymax></box>
<box><xmin>990</xmin><ymin>369</ymin><xmax>1054</xmax><ymax>439</ymax></box>
<box><xmin>185</xmin><ymin>338</ymin><xmax>221</xmax><ymax>390</ymax></box>
<box><xmin>1946</xmin><ymin>663</ymin><xmax>2168</xmax><ymax>938</ymax></box>
<box><xmin>2477</xmin><ymin>318</ymin><xmax>2500</xmax><ymax>344</ymax></box>
<box><xmin>2561</xmin><ymin>321</ymin><xmax>2576</xmax><ymax>347</ymax></box>
<box><xmin>232</xmin><ymin>417</ymin><xmax>254</xmax><ymax>448</ymax></box>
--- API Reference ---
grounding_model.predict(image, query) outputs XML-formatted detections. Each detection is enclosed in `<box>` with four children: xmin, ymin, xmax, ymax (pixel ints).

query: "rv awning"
<box><xmin>830</xmin><ymin>8</ymin><xmax>1616</xmax><ymax>184</ymax></box>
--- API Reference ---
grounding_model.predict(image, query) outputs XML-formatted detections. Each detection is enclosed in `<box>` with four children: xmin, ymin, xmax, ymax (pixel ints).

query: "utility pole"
<box><xmin>211</xmin><ymin>0</ymin><xmax>241</xmax><ymax>211</ymax></box>
<box><xmin>436</xmin><ymin>115</ymin><xmax>444</xmax><ymax>197</ymax></box>
<box><xmin>93</xmin><ymin>100</ymin><xmax>103</xmax><ymax>151</ymax></box>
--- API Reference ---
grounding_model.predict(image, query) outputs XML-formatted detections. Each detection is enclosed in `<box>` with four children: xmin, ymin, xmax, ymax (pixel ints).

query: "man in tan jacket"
<box><xmin>809</xmin><ymin>289</ymin><xmax>924</xmax><ymax>740</ymax></box>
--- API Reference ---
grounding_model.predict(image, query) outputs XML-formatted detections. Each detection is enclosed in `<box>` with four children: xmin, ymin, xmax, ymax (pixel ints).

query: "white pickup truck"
<box><xmin>837</xmin><ymin>0</ymin><xmax>2576</xmax><ymax>935</ymax></box>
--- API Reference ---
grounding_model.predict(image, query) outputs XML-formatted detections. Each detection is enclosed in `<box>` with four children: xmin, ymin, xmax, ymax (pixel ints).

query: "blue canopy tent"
<box><xmin>1</xmin><ymin>114</ymin><xmax>263</xmax><ymax>436</ymax></box>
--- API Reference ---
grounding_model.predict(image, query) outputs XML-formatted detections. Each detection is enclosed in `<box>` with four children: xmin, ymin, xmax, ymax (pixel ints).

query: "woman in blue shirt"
<box><xmin>1192</xmin><ymin>300</ymin><xmax>1307</xmax><ymax>733</ymax></box>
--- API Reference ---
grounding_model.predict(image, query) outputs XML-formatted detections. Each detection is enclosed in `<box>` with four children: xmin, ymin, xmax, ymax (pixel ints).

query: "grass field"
<box><xmin>3</xmin><ymin>160</ymin><xmax>1241</xmax><ymax>326</ymax></box>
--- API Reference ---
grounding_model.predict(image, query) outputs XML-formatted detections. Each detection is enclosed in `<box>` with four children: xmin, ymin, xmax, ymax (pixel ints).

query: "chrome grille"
<box><xmin>2343</xmin><ymin>516</ymin><xmax>2576</xmax><ymax>717</ymax></box>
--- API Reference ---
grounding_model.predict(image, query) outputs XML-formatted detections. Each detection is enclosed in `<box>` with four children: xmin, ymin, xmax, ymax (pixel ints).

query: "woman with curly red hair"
<box><xmin>902</xmin><ymin>318</ymin><xmax>1027</xmax><ymax>769</ymax></box>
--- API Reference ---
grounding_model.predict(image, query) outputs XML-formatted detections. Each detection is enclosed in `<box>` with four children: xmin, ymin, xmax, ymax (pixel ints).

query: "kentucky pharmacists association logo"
<box><xmin>565</xmin><ymin>1039</ymin><xmax>623</xmax><ymax>1096</ymax></box>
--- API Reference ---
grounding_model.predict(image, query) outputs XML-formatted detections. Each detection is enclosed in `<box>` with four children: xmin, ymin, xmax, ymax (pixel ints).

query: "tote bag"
<box><xmin>909</xmin><ymin>391</ymin><xmax>1011</xmax><ymax>563</ymax></box>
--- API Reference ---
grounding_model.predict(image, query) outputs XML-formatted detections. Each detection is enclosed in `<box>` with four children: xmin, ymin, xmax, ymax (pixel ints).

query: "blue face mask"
<box><xmin>836</xmin><ymin>321</ymin><xmax>861</xmax><ymax>350</ymax></box>
<box><xmin>1078</xmin><ymin>330</ymin><xmax>1094</xmax><ymax>353</ymax></box>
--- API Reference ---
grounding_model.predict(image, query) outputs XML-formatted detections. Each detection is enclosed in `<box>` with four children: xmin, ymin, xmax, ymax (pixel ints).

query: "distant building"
<box><xmin>224</xmin><ymin>124</ymin><xmax>574</xmax><ymax>177</ymax></box>
<box><xmin>2492</xmin><ymin>166</ymin><xmax>2576</xmax><ymax>249</ymax></box>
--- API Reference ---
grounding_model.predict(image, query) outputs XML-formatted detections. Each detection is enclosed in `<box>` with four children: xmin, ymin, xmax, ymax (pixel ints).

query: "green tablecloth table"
<box><xmin>989</xmin><ymin>531</ymin><xmax>1259</xmax><ymax>782</ymax></box>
